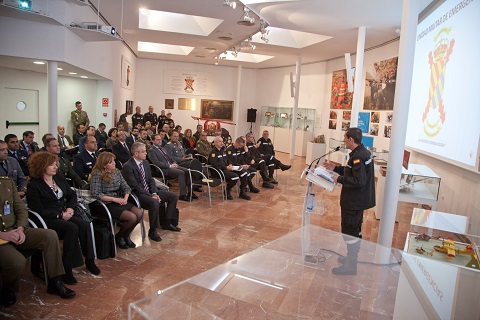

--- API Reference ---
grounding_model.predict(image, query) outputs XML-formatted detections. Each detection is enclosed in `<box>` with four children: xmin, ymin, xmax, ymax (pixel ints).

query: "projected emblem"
<box><xmin>421</xmin><ymin>28</ymin><xmax>454</xmax><ymax>137</ymax></box>
<box><xmin>184</xmin><ymin>76</ymin><xmax>195</xmax><ymax>93</ymax></box>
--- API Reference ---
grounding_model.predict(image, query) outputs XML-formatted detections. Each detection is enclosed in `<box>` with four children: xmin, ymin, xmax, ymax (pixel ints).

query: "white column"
<box><xmin>350</xmin><ymin>26</ymin><xmax>366</xmax><ymax>127</ymax></box>
<box><xmin>233</xmin><ymin>65</ymin><xmax>242</xmax><ymax>140</ymax></box>
<box><xmin>48</xmin><ymin>61</ymin><xmax>58</xmax><ymax>135</ymax></box>
<box><xmin>377</xmin><ymin>0</ymin><xmax>418</xmax><ymax>250</ymax></box>
<box><xmin>290</xmin><ymin>55</ymin><xmax>302</xmax><ymax>160</ymax></box>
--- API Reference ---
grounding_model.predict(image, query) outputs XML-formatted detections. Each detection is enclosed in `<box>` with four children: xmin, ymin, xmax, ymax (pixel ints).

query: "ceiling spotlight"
<box><xmin>238</xmin><ymin>6</ymin><xmax>255</xmax><ymax>26</ymax></box>
<box><xmin>260</xmin><ymin>35</ymin><xmax>269</xmax><ymax>43</ymax></box>
<box><xmin>223</xmin><ymin>0</ymin><xmax>236</xmax><ymax>9</ymax></box>
<box><xmin>33</xmin><ymin>61</ymin><xmax>45</xmax><ymax>65</ymax></box>
<box><xmin>57</xmin><ymin>67</ymin><xmax>63</xmax><ymax>71</ymax></box>
<box><xmin>259</xmin><ymin>19</ymin><xmax>269</xmax><ymax>43</ymax></box>
<box><xmin>231</xmin><ymin>47</ymin><xmax>238</xmax><ymax>58</ymax></box>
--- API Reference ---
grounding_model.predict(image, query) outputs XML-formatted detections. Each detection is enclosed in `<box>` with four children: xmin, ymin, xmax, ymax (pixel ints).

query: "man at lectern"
<box><xmin>323</xmin><ymin>127</ymin><xmax>375</xmax><ymax>275</ymax></box>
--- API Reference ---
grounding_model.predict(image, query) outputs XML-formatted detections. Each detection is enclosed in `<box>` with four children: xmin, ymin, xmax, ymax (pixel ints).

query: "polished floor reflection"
<box><xmin>1</xmin><ymin>153</ymin><xmax>415</xmax><ymax>319</ymax></box>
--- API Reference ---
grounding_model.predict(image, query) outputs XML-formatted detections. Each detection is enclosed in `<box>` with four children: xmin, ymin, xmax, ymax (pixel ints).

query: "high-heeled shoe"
<box><xmin>124</xmin><ymin>236</ymin><xmax>136</xmax><ymax>248</ymax></box>
<box><xmin>115</xmin><ymin>234</ymin><xmax>129</xmax><ymax>249</ymax></box>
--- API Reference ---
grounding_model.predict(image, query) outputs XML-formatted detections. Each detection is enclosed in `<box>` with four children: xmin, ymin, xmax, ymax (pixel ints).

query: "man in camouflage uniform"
<box><xmin>70</xmin><ymin>101</ymin><xmax>89</xmax><ymax>136</ymax></box>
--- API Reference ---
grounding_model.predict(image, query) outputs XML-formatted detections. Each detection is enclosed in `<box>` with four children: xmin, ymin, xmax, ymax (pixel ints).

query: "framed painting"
<box><xmin>121</xmin><ymin>55</ymin><xmax>133</xmax><ymax>90</ymax></box>
<box><xmin>165</xmin><ymin>99</ymin><xmax>174</xmax><ymax>109</ymax></box>
<box><xmin>200</xmin><ymin>99</ymin><xmax>234</xmax><ymax>121</ymax></box>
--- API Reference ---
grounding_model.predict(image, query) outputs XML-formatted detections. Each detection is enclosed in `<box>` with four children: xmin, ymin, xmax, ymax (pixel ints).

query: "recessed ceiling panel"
<box><xmin>138</xmin><ymin>41</ymin><xmax>195</xmax><ymax>55</ymax></box>
<box><xmin>251</xmin><ymin>27</ymin><xmax>332</xmax><ymax>49</ymax></box>
<box><xmin>224</xmin><ymin>51</ymin><xmax>274</xmax><ymax>63</ymax></box>
<box><xmin>138</xmin><ymin>9</ymin><xmax>223</xmax><ymax>36</ymax></box>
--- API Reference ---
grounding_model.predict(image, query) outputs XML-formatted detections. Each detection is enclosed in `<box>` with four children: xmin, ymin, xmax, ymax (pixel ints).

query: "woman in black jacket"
<box><xmin>26</xmin><ymin>152</ymin><xmax>100</xmax><ymax>285</ymax></box>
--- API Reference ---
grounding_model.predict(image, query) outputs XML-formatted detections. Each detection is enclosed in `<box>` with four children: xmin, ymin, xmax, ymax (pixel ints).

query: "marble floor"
<box><xmin>1</xmin><ymin>153</ymin><xmax>419</xmax><ymax>319</ymax></box>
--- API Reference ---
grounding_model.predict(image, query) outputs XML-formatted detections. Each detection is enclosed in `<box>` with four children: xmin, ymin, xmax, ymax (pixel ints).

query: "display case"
<box><xmin>404</xmin><ymin>208</ymin><xmax>479</xmax><ymax>271</ymax></box>
<box><xmin>260</xmin><ymin>106</ymin><xmax>315</xmax><ymax>132</ymax></box>
<box><xmin>375</xmin><ymin>164</ymin><xmax>441</xmax><ymax>220</ymax></box>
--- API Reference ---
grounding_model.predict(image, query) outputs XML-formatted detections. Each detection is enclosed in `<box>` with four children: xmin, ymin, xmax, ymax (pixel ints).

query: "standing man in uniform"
<box><xmin>71</xmin><ymin>101</ymin><xmax>90</xmax><ymax>136</ymax></box>
<box><xmin>143</xmin><ymin>105</ymin><xmax>158</xmax><ymax>129</ymax></box>
<box><xmin>0</xmin><ymin>177</ymin><xmax>76</xmax><ymax>306</ymax></box>
<box><xmin>323</xmin><ymin>128</ymin><xmax>375</xmax><ymax>275</ymax></box>
<box><xmin>131</xmin><ymin>106</ymin><xmax>144</xmax><ymax>128</ymax></box>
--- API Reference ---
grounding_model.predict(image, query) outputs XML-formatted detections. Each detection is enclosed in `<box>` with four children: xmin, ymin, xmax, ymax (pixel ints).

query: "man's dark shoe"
<box><xmin>115</xmin><ymin>235</ymin><xmax>129</xmax><ymax>249</ymax></box>
<box><xmin>225</xmin><ymin>191</ymin><xmax>233</xmax><ymax>200</ymax></box>
<box><xmin>1</xmin><ymin>288</ymin><xmax>17</xmax><ymax>307</ymax></box>
<box><xmin>148</xmin><ymin>229</ymin><xmax>162</xmax><ymax>242</ymax></box>
<box><xmin>269</xmin><ymin>178</ymin><xmax>278</xmax><ymax>184</ymax></box>
<box><xmin>249</xmin><ymin>186</ymin><xmax>260</xmax><ymax>193</ymax></box>
<box><xmin>262</xmin><ymin>182</ymin><xmax>274</xmax><ymax>189</ymax></box>
<box><xmin>62</xmin><ymin>273</ymin><xmax>77</xmax><ymax>285</ymax></box>
<box><xmin>179</xmin><ymin>195</ymin><xmax>191</xmax><ymax>202</ymax></box>
<box><xmin>163</xmin><ymin>224</ymin><xmax>181</xmax><ymax>232</ymax></box>
<box><xmin>337</xmin><ymin>255</ymin><xmax>346</xmax><ymax>264</ymax></box>
<box><xmin>85</xmin><ymin>259</ymin><xmax>101</xmax><ymax>275</ymax></box>
<box><xmin>193</xmin><ymin>186</ymin><xmax>203</xmax><ymax>192</ymax></box>
<box><xmin>280</xmin><ymin>164</ymin><xmax>291</xmax><ymax>171</ymax></box>
<box><xmin>47</xmin><ymin>280</ymin><xmax>76</xmax><ymax>299</ymax></box>
<box><xmin>124</xmin><ymin>236</ymin><xmax>136</xmax><ymax>248</ymax></box>
<box><xmin>239</xmin><ymin>192</ymin><xmax>251</xmax><ymax>200</ymax></box>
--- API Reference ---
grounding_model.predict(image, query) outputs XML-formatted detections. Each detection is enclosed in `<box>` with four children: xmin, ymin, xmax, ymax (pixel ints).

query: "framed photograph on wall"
<box><xmin>200</xmin><ymin>99</ymin><xmax>234</xmax><ymax>121</ymax></box>
<box><xmin>329</xmin><ymin>120</ymin><xmax>337</xmax><ymax>130</ymax></box>
<box><xmin>329</xmin><ymin>110</ymin><xmax>337</xmax><ymax>119</ymax></box>
<box><xmin>165</xmin><ymin>99</ymin><xmax>174</xmax><ymax>109</ymax></box>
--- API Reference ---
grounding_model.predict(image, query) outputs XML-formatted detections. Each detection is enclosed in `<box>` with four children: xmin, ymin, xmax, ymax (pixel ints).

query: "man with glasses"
<box><xmin>73</xmin><ymin>135</ymin><xmax>98</xmax><ymax>181</ymax></box>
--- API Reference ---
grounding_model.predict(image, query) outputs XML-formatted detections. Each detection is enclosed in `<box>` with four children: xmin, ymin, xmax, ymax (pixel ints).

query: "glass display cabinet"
<box><xmin>260</xmin><ymin>106</ymin><xmax>315</xmax><ymax>132</ymax></box>
<box><xmin>259</xmin><ymin>106</ymin><xmax>315</xmax><ymax>156</ymax></box>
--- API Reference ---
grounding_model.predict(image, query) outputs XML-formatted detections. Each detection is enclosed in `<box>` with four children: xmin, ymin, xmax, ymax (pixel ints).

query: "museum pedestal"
<box><xmin>306</xmin><ymin>142</ymin><xmax>327</xmax><ymax>165</ymax></box>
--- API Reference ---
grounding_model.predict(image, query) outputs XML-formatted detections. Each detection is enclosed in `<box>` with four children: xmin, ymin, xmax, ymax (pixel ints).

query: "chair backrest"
<box><xmin>189</xmin><ymin>159</ymin><xmax>203</xmax><ymax>181</ymax></box>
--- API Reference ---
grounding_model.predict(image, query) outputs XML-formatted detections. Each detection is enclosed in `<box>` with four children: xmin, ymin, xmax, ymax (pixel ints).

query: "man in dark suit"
<box><xmin>112</xmin><ymin>130</ymin><xmax>132</xmax><ymax>165</ymax></box>
<box><xmin>122</xmin><ymin>142</ymin><xmax>180</xmax><ymax>242</ymax></box>
<box><xmin>143</xmin><ymin>105</ymin><xmax>158</xmax><ymax>128</ymax></box>
<box><xmin>95</xmin><ymin>123</ymin><xmax>108</xmax><ymax>148</ymax></box>
<box><xmin>148</xmin><ymin>133</ymin><xmax>197</xmax><ymax>201</ymax></box>
<box><xmin>4</xmin><ymin>134</ymin><xmax>29</xmax><ymax>177</ymax></box>
<box><xmin>0</xmin><ymin>140</ymin><xmax>27</xmax><ymax>197</ymax></box>
<box><xmin>126</xmin><ymin>127</ymin><xmax>139</xmax><ymax>145</ymax></box>
<box><xmin>73</xmin><ymin>135</ymin><xmax>98</xmax><ymax>181</ymax></box>
<box><xmin>19</xmin><ymin>131</ymin><xmax>40</xmax><ymax>156</ymax></box>
<box><xmin>72</xmin><ymin>124</ymin><xmax>86</xmax><ymax>146</ymax></box>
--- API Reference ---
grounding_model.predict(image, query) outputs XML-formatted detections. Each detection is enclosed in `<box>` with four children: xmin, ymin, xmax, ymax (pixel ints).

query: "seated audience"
<box><xmin>90</xmin><ymin>152</ymin><xmax>143</xmax><ymax>249</ymax></box>
<box><xmin>126</xmin><ymin>127</ymin><xmax>139</xmax><ymax>145</ymax></box>
<box><xmin>45</xmin><ymin>138</ymin><xmax>85</xmax><ymax>188</ymax></box>
<box><xmin>137</xmin><ymin>129</ymin><xmax>152</xmax><ymax>152</ymax></box>
<box><xmin>165</xmin><ymin>131</ymin><xmax>192</xmax><ymax>167</ymax></box>
<box><xmin>0</xmin><ymin>177</ymin><xmax>75</xmax><ymax>306</ymax></box>
<box><xmin>244</xmin><ymin>133</ymin><xmax>275</xmax><ymax>188</ymax></box>
<box><xmin>0</xmin><ymin>140</ymin><xmax>27</xmax><ymax>197</ymax></box>
<box><xmin>73</xmin><ymin>135</ymin><xmax>98</xmax><ymax>181</ymax></box>
<box><xmin>196</xmin><ymin>131</ymin><xmax>212</xmax><ymax>159</ymax></box>
<box><xmin>182</xmin><ymin>129</ymin><xmax>196</xmax><ymax>155</ymax></box>
<box><xmin>105</xmin><ymin>127</ymin><xmax>118</xmax><ymax>150</ymax></box>
<box><xmin>79</xmin><ymin>126</ymin><xmax>100</xmax><ymax>153</ymax></box>
<box><xmin>122</xmin><ymin>142</ymin><xmax>180</xmax><ymax>242</ymax></box>
<box><xmin>148</xmin><ymin>134</ymin><xmax>197</xmax><ymax>201</ymax></box>
<box><xmin>26</xmin><ymin>152</ymin><xmax>100</xmax><ymax>286</ymax></box>
<box><xmin>112</xmin><ymin>130</ymin><xmax>132</xmax><ymax>165</ymax></box>
<box><xmin>193</xmin><ymin>124</ymin><xmax>203</xmax><ymax>142</ymax></box>
<box><xmin>4</xmin><ymin>134</ymin><xmax>29</xmax><ymax>177</ymax></box>
<box><xmin>72</xmin><ymin>124</ymin><xmax>86</xmax><ymax>146</ymax></box>
<box><xmin>95</xmin><ymin>123</ymin><xmax>108</xmax><ymax>148</ymax></box>
<box><xmin>57</xmin><ymin>125</ymin><xmax>74</xmax><ymax>151</ymax></box>
<box><xmin>208</xmin><ymin>136</ymin><xmax>240</xmax><ymax>201</ymax></box>
<box><xmin>19</xmin><ymin>131</ymin><xmax>40</xmax><ymax>155</ymax></box>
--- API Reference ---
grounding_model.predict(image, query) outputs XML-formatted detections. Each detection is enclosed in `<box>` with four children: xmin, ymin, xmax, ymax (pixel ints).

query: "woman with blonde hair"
<box><xmin>182</xmin><ymin>128</ymin><xmax>196</xmax><ymax>155</ymax></box>
<box><xmin>27</xmin><ymin>151</ymin><xmax>100</xmax><ymax>286</ymax></box>
<box><xmin>90</xmin><ymin>152</ymin><xmax>143</xmax><ymax>249</ymax></box>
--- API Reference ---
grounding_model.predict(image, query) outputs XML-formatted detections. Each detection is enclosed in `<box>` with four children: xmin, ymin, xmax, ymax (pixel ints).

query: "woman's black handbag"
<box><xmin>73</xmin><ymin>200</ymin><xmax>93</xmax><ymax>222</ymax></box>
